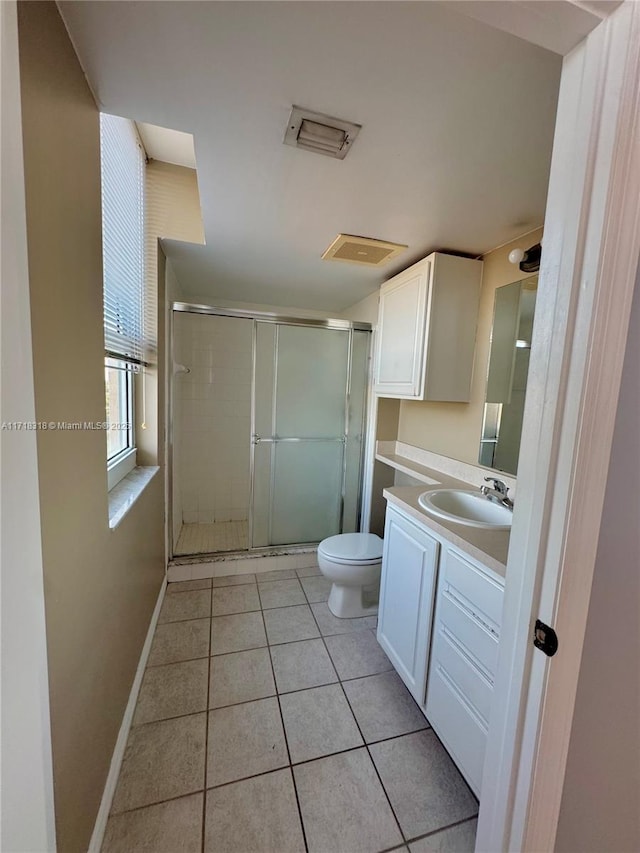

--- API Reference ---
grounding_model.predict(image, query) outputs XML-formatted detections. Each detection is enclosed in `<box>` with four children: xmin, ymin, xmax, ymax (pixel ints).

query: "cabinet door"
<box><xmin>373</xmin><ymin>262</ymin><xmax>430</xmax><ymax>398</ymax></box>
<box><xmin>377</xmin><ymin>506</ymin><xmax>439</xmax><ymax>704</ymax></box>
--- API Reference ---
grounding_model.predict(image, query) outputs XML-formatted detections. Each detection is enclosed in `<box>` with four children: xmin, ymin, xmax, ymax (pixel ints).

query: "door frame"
<box><xmin>1</xmin><ymin>2</ymin><xmax>56</xmax><ymax>849</ymax></box>
<box><xmin>477</xmin><ymin>3</ymin><xmax>640</xmax><ymax>850</ymax></box>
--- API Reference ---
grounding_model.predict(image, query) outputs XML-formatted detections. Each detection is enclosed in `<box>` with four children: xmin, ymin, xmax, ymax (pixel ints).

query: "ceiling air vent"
<box><xmin>322</xmin><ymin>234</ymin><xmax>408</xmax><ymax>267</ymax></box>
<box><xmin>284</xmin><ymin>106</ymin><xmax>361</xmax><ymax>160</ymax></box>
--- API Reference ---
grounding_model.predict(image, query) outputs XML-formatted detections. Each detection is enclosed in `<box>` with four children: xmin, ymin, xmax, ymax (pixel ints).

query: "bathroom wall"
<box><xmin>139</xmin><ymin>160</ymin><xmax>204</xmax><ymax>467</ymax></box>
<box><xmin>17</xmin><ymin>3</ymin><xmax>165</xmax><ymax>849</ymax></box>
<box><xmin>397</xmin><ymin>230</ymin><xmax>542</xmax><ymax>465</ymax></box>
<box><xmin>174</xmin><ymin>311</ymin><xmax>253</xmax><ymax>528</ymax></box>
<box><xmin>340</xmin><ymin>289</ymin><xmax>380</xmax><ymax>325</ymax></box>
<box><xmin>555</xmin><ymin>261</ymin><xmax>640</xmax><ymax>853</ymax></box>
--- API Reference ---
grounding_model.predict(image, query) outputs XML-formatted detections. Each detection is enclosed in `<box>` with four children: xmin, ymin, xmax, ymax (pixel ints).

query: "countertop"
<box><xmin>383</xmin><ymin>485</ymin><xmax>509</xmax><ymax>579</ymax></box>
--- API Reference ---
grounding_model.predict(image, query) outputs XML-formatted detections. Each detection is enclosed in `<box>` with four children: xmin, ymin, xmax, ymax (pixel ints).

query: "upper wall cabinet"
<box><xmin>373</xmin><ymin>253</ymin><xmax>483</xmax><ymax>400</ymax></box>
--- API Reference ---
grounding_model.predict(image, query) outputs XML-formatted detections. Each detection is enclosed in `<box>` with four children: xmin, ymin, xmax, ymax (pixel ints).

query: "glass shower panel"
<box><xmin>270</xmin><ymin>442</ymin><xmax>344</xmax><ymax>545</ymax></box>
<box><xmin>274</xmin><ymin>326</ymin><xmax>349</xmax><ymax>438</ymax></box>
<box><xmin>251</xmin><ymin>323</ymin><xmax>351</xmax><ymax>548</ymax></box>
<box><xmin>172</xmin><ymin>311</ymin><xmax>253</xmax><ymax>557</ymax></box>
<box><xmin>342</xmin><ymin>330</ymin><xmax>369</xmax><ymax>532</ymax></box>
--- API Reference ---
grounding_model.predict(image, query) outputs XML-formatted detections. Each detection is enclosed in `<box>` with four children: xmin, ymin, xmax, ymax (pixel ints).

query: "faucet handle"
<box><xmin>484</xmin><ymin>476</ymin><xmax>508</xmax><ymax>496</ymax></box>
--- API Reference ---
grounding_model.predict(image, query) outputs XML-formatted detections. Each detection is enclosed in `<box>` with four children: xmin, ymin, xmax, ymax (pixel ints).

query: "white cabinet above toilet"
<box><xmin>374</xmin><ymin>252</ymin><xmax>482</xmax><ymax>400</ymax></box>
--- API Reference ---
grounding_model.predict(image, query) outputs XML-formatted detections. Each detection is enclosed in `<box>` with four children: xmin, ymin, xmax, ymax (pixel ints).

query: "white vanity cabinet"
<box><xmin>373</xmin><ymin>252</ymin><xmax>482</xmax><ymax>400</ymax></box>
<box><xmin>377</xmin><ymin>505</ymin><xmax>439</xmax><ymax>704</ymax></box>
<box><xmin>425</xmin><ymin>547</ymin><xmax>505</xmax><ymax>797</ymax></box>
<box><xmin>377</xmin><ymin>497</ymin><xmax>506</xmax><ymax>798</ymax></box>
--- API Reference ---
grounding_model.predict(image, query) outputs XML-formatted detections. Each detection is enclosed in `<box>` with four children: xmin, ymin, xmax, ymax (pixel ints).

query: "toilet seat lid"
<box><xmin>318</xmin><ymin>533</ymin><xmax>383</xmax><ymax>563</ymax></box>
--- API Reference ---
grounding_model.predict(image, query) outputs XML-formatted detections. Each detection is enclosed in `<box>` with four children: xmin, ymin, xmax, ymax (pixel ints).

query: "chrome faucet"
<box><xmin>480</xmin><ymin>477</ymin><xmax>514</xmax><ymax>510</ymax></box>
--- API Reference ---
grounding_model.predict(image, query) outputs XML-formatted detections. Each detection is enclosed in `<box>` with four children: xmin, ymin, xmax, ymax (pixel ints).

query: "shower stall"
<box><xmin>170</xmin><ymin>305</ymin><xmax>371</xmax><ymax>559</ymax></box>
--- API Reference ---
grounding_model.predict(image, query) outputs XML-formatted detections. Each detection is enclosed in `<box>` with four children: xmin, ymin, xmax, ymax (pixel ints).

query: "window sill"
<box><xmin>108</xmin><ymin>466</ymin><xmax>159</xmax><ymax>530</ymax></box>
<box><xmin>107</xmin><ymin>446</ymin><xmax>137</xmax><ymax>491</ymax></box>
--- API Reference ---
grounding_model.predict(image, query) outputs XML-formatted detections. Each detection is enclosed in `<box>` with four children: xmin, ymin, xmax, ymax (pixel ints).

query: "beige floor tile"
<box><xmin>211</xmin><ymin>583</ymin><xmax>260</xmax><ymax>616</ymax></box>
<box><xmin>263</xmin><ymin>605</ymin><xmax>320</xmax><ymax>645</ymax></box>
<box><xmin>300</xmin><ymin>575</ymin><xmax>332</xmax><ymax>603</ymax></box>
<box><xmin>256</xmin><ymin>568</ymin><xmax>297</xmax><ymax>581</ymax></box>
<box><xmin>294</xmin><ymin>748</ymin><xmax>403</xmax><ymax>853</ymax></box>
<box><xmin>158</xmin><ymin>589</ymin><xmax>211</xmax><ymax>624</ymax></box>
<box><xmin>343</xmin><ymin>671</ymin><xmax>428</xmax><ymax>742</ymax></box>
<box><xmin>310</xmin><ymin>602</ymin><xmax>378</xmax><ymax>636</ymax></box>
<box><xmin>210</xmin><ymin>611</ymin><xmax>267</xmax><ymax>655</ymax></box>
<box><xmin>204</xmin><ymin>768</ymin><xmax>305</xmax><ymax>853</ymax></box>
<box><xmin>258</xmin><ymin>578</ymin><xmax>306</xmax><ymax>609</ymax></box>
<box><xmin>102</xmin><ymin>793</ymin><xmax>203</xmax><ymax>853</ymax></box>
<box><xmin>324</xmin><ymin>630</ymin><xmax>393</xmax><ymax>680</ymax></box>
<box><xmin>296</xmin><ymin>565</ymin><xmax>322</xmax><ymax>578</ymax></box>
<box><xmin>409</xmin><ymin>818</ymin><xmax>478</xmax><ymax>852</ymax></box>
<box><xmin>111</xmin><ymin>713</ymin><xmax>206</xmax><ymax>813</ymax></box>
<box><xmin>270</xmin><ymin>639</ymin><xmax>338</xmax><ymax>693</ymax></box>
<box><xmin>369</xmin><ymin>730</ymin><xmax>478</xmax><ymax>839</ymax></box>
<box><xmin>207</xmin><ymin>697</ymin><xmax>288</xmax><ymax>787</ymax></box>
<box><xmin>147</xmin><ymin>618</ymin><xmax>210</xmax><ymax>667</ymax></box>
<box><xmin>134</xmin><ymin>659</ymin><xmax>209</xmax><ymax>725</ymax></box>
<box><xmin>167</xmin><ymin>578</ymin><xmax>212</xmax><ymax>593</ymax></box>
<box><xmin>211</xmin><ymin>573</ymin><xmax>256</xmax><ymax>587</ymax></box>
<box><xmin>280</xmin><ymin>684</ymin><xmax>363</xmax><ymax>763</ymax></box>
<box><xmin>209</xmin><ymin>648</ymin><xmax>275</xmax><ymax>708</ymax></box>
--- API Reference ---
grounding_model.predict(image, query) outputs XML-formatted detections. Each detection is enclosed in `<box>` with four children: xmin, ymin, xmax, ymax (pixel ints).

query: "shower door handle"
<box><xmin>252</xmin><ymin>435</ymin><xmax>346</xmax><ymax>444</ymax></box>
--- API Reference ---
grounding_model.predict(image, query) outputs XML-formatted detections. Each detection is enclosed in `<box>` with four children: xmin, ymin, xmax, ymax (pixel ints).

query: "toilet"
<box><xmin>317</xmin><ymin>533</ymin><xmax>384</xmax><ymax>619</ymax></box>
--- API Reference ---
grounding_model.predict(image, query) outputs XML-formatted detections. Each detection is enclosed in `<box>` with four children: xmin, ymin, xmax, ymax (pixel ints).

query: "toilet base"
<box><xmin>327</xmin><ymin>582</ymin><xmax>379</xmax><ymax>619</ymax></box>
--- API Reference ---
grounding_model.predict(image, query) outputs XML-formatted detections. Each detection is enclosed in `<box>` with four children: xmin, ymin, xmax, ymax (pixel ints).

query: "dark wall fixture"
<box><xmin>520</xmin><ymin>243</ymin><xmax>542</xmax><ymax>273</ymax></box>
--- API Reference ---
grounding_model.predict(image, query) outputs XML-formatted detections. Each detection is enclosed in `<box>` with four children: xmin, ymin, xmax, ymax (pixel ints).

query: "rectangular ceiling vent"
<box><xmin>284</xmin><ymin>106</ymin><xmax>361</xmax><ymax>160</ymax></box>
<box><xmin>322</xmin><ymin>234</ymin><xmax>408</xmax><ymax>267</ymax></box>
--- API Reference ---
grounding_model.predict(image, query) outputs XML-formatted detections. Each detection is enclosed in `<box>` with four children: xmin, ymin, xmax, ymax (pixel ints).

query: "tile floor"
<box><xmin>103</xmin><ymin>564</ymin><xmax>479</xmax><ymax>853</ymax></box>
<box><xmin>175</xmin><ymin>520</ymin><xmax>249</xmax><ymax>555</ymax></box>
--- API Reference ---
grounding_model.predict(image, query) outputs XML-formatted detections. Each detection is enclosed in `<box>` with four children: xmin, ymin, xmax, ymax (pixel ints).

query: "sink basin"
<box><xmin>418</xmin><ymin>489</ymin><xmax>512</xmax><ymax>530</ymax></box>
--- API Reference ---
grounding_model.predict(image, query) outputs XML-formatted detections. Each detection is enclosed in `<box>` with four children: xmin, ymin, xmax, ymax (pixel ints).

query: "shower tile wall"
<box><xmin>174</xmin><ymin>313</ymin><xmax>253</xmax><ymax>530</ymax></box>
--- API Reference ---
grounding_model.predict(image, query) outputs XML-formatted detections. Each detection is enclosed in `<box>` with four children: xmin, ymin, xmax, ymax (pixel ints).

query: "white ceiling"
<box><xmin>59</xmin><ymin>1</ymin><xmax>562</xmax><ymax>312</ymax></box>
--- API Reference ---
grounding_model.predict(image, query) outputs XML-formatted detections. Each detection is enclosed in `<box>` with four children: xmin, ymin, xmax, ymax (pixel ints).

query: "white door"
<box><xmin>377</xmin><ymin>506</ymin><xmax>439</xmax><ymax>704</ymax></box>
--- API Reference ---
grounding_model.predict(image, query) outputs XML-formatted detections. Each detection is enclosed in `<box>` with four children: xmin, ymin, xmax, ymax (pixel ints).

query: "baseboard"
<box><xmin>88</xmin><ymin>577</ymin><xmax>167</xmax><ymax>853</ymax></box>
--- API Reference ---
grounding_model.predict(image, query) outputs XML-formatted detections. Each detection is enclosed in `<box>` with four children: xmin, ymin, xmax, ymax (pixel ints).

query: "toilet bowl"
<box><xmin>317</xmin><ymin>533</ymin><xmax>384</xmax><ymax>618</ymax></box>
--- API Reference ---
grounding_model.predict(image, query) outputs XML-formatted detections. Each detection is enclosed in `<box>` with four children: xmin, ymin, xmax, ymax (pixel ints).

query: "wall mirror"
<box><xmin>479</xmin><ymin>276</ymin><xmax>538</xmax><ymax>475</ymax></box>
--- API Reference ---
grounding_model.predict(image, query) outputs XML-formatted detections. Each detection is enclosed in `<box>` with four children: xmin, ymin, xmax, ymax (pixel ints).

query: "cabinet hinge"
<box><xmin>533</xmin><ymin>619</ymin><xmax>558</xmax><ymax>657</ymax></box>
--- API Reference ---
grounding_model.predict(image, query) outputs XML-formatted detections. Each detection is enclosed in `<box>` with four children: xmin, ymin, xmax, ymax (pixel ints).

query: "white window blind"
<box><xmin>100</xmin><ymin>114</ymin><xmax>145</xmax><ymax>364</ymax></box>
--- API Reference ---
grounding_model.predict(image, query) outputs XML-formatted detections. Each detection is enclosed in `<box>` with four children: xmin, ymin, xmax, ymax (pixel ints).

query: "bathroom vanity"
<box><xmin>377</xmin><ymin>485</ymin><xmax>508</xmax><ymax>798</ymax></box>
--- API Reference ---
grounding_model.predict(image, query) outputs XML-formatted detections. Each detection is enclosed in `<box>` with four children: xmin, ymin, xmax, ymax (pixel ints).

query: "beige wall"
<box><xmin>146</xmin><ymin>160</ymin><xmax>204</xmax><ymax>248</ymax></box>
<box><xmin>340</xmin><ymin>289</ymin><xmax>380</xmax><ymax>325</ymax></box>
<box><xmin>555</xmin><ymin>264</ymin><xmax>640</xmax><ymax>853</ymax></box>
<box><xmin>397</xmin><ymin>229</ymin><xmax>543</xmax><ymax>465</ymax></box>
<box><xmin>18</xmin><ymin>4</ymin><xmax>165</xmax><ymax>850</ymax></box>
<box><xmin>140</xmin><ymin>161</ymin><xmax>204</xmax><ymax>466</ymax></box>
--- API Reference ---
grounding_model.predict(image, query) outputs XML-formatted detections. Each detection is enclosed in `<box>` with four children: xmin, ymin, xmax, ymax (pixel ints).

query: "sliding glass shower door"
<box><xmin>170</xmin><ymin>305</ymin><xmax>370</xmax><ymax>558</ymax></box>
<box><xmin>251</xmin><ymin>322</ymin><xmax>368</xmax><ymax>548</ymax></box>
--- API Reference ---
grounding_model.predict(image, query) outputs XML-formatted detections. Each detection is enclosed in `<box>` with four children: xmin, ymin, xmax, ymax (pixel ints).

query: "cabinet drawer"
<box><xmin>442</xmin><ymin>549</ymin><xmax>504</xmax><ymax>635</ymax></box>
<box><xmin>439</xmin><ymin>593</ymin><xmax>499</xmax><ymax>680</ymax></box>
<box><xmin>425</xmin><ymin>662</ymin><xmax>487</xmax><ymax>797</ymax></box>
<box><xmin>430</xmin><ymin>623</ymin><xmax>493</xmax><ymax>726</ymax></box>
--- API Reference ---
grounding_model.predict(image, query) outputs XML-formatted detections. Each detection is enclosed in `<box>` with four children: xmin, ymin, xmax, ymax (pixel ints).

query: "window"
<box><xmin>99</xmin><ymin>113</ymin><xmax>145</xmax><ymax>489</ymax></box>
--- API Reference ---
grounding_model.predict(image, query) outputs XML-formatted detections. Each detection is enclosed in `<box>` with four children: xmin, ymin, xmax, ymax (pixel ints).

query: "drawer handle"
<box><xmin>444</xmin><ymin>587</ymin><xmax>500</xmax><ymax>638</ymax></box>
